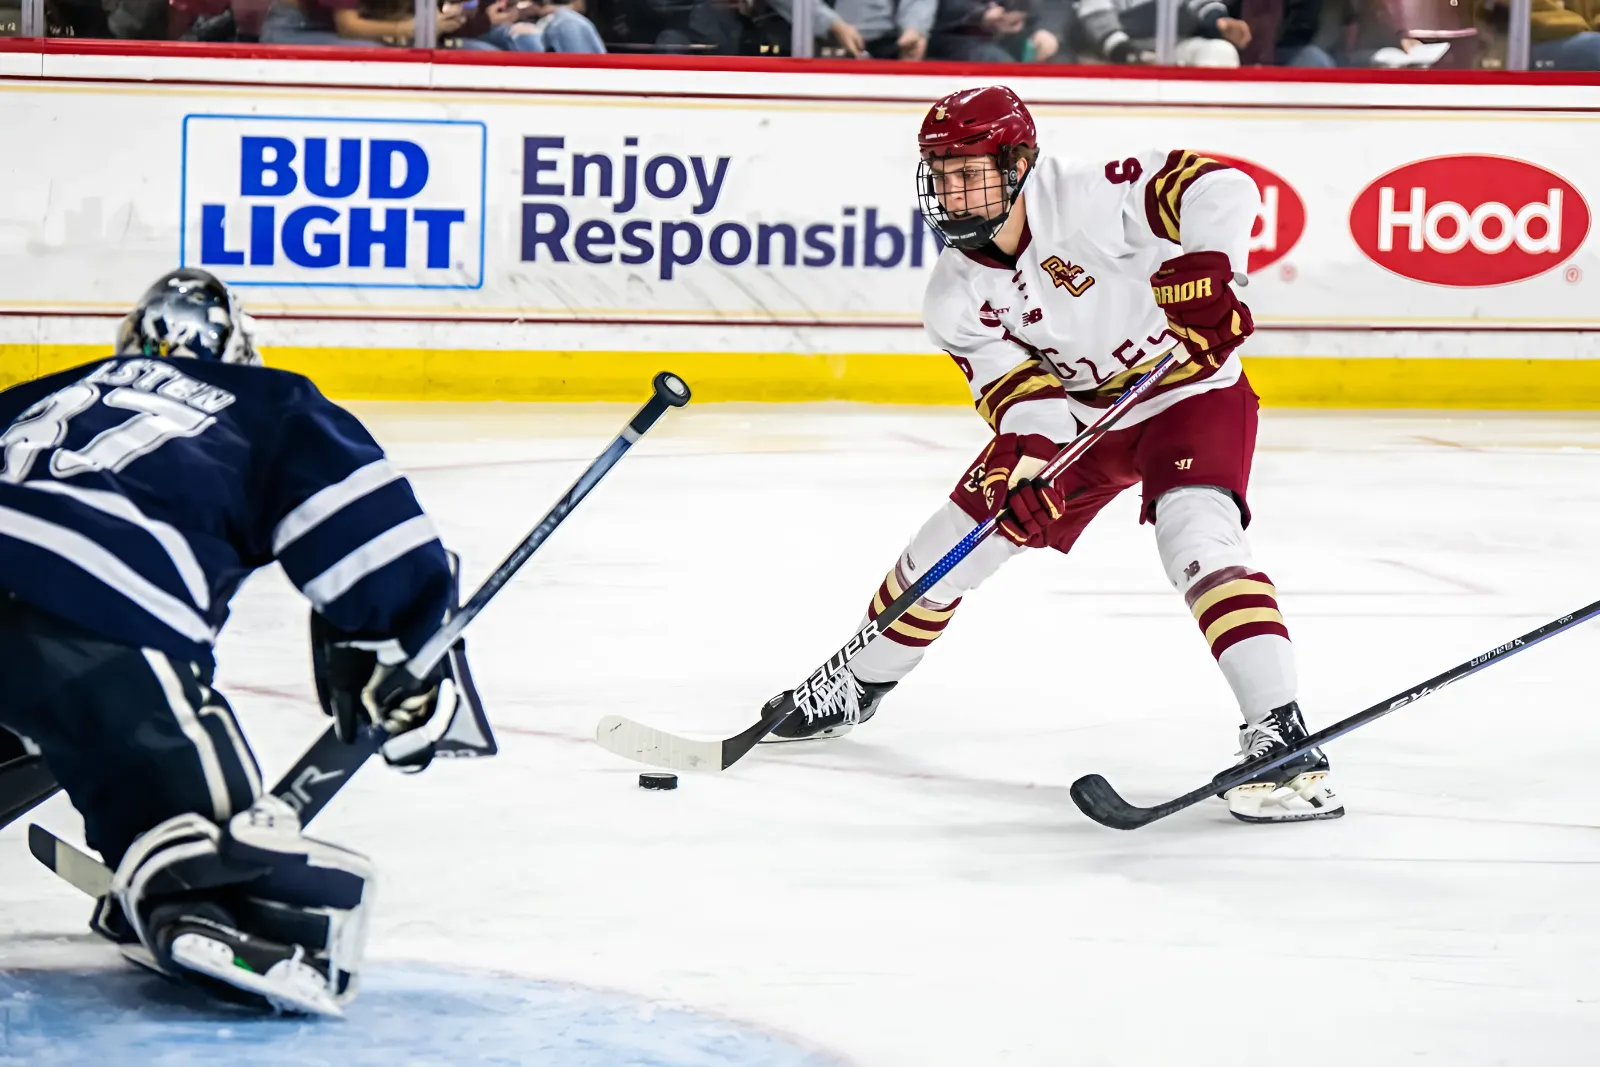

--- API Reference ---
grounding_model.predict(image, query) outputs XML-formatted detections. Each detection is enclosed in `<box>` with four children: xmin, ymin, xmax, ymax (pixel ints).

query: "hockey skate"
<box><xmin>762</xmin><ymin>674</ymin><xmax>897</xmax><ymax>743</ymax></box>
<box><xmin>1214</xmin><ymin>701</ymin><xmax>1343</xmax><ymax>823</ymax></box>
<box><xmin>142</xmin><ymin>901</ymin><xmax>345</xmax><ymax>1017</ymax></box>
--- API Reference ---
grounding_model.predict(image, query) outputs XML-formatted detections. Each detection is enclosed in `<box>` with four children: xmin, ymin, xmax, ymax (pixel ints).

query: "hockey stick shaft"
<box><xmin>0</xmin><ymin>756</ymin><xmax>60</xmax><ymax>833</ymax></box>
<box><xmin>313</xmin><ymin>371</ymin><xmax>690</xmax><ymax>812</ymax></box>
<box><xmin>790</xmin><ymin>354</ymin><xmax>1181</xmax><ymax>709</ymax></box>
<box><xmin>595</xmin><ymin>351</ymin><xmax>1186</xmax><ymax>772</ymax></box>
<box><xmin>772</xmin><ymin>353</ymin><xmax>1184</xmax><ymax>716</ymax></box>
<box><xmin>383</xmin><ymin>371</ymin><xmax>691</xmax><ymax>698</ymax></box>
<box><xmin>1070</xmin><ymin>597</ymin><xmax>1600</xmax><ymax>829</ymax></box>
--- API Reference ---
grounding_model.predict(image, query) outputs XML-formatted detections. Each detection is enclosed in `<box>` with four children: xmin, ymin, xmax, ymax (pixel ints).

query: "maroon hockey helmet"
<box><xmin>916</xmin><ymin>86</ymin><xmax>1039</xmax><ymax>250</ymax></box>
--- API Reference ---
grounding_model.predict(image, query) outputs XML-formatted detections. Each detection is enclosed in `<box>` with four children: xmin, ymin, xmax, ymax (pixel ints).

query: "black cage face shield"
<box><xmin>916</xmin><ymin>147</ymin><xmax>1028</xmax><ymax>251</ymax></box>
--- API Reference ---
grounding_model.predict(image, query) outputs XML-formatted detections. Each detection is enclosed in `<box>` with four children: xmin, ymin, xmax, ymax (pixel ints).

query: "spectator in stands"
<box><xmin>1326</xmin><ymin>0</ymin><xmax>1477</xmax><ymax>66</ymax></box>
<box><xmin>600</xmin><ymin>0</ymin><xmax>699</xmax><ymax>51</ymax></box>
<box><xmin>1070</xmin><ymin>0</ymin><xmax>1253</xmax><ymax>64</ymax></box>
<box><xmin>258</xmin><ymin>0</ymin><xmax>458</xmax><ymax>44</ymax></box>
<box><xmin>1241</xmin><ymin>0</ymin><xmax>1336</xmax><ymax>63</ymax></box>
<box><xmin>1479</xmin><ymin>0</ymin><xmax>1600</xmax><ymax>68</ymax></box>
<box><xmin>454</xmin><ymin>0</ymin><xmax>607</xmax><ymax>49</ymax></box>
<box><xmin>928</xmin><ymin>0</ymin><xmax>1070</xmax><ymax>62</ymax></box>
<box><xmin>105</xmin><ymin>0</ymin><xmax>170</xmax><ymax>36</ymax></box>
<box><xmin>683</xmin><ymin>0</ymin><xmax>868</xmax><ymax>55</ymax></box>
<box><xmin>768</xmin><ymin>0</ymin><xmax>869</xmax><ymax>52</ymax></box>
<box><xmin>829</xmin><ymin>0</ymin><xmax>935</xmax><ymax>57</ymax></box>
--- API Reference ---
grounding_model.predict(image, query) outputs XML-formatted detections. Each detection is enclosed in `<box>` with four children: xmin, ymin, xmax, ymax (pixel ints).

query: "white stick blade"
<box><xmin>594</xmin><ymin>716</ymin><xmax>722</xmax><ymax>772</ymax></box>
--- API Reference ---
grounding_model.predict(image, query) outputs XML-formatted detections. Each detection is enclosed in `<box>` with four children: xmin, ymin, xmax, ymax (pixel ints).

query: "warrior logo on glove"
<box><xmin>1149</xmin><ymin>250</ymin><xmax>1254</xmax><ymax>367</ymax></box>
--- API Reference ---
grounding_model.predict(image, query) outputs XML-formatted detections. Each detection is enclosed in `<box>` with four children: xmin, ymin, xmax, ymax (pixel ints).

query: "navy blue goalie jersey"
<box><xmin>0</xmin><ymin>356</ymin><xmax>453</xmax><ymax>666</ymax></box>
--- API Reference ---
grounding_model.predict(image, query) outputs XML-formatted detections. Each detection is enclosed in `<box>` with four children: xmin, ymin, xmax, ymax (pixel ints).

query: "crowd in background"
<box><xmin>5</xmin><ymin>0</ymin><xmax>1600</xmax><ymax>70</ymax></box>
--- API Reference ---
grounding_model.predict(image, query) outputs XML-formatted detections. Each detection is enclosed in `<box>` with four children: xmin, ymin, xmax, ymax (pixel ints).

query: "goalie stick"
<box><xmin>374</xmin><ymin>372</ymin><xmax>690</xmax><ymax>707</ymax></box>
<box><xmin>1070</xmin><ymin>597</ymin><xmax>1600</xmax><ymax>830</ymax></box>
<box><xmin>0</xmin><ymin>756</ymin><xmax>57</xmax><ymax>832</ymax></box>
<box><xmin>595</xmin><ymin>351</ymin><xmax>1185</xmax><ymax>773</ymax></box>
<box><xmin>23</xmin><ymin>372</ymin><xmax>692</xmax><ymax>889</ymax></box>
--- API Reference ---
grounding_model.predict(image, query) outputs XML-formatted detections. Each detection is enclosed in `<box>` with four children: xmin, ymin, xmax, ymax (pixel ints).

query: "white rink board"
<box><xmin>1</xmin><ymin>54</ymin><xmax>1599</xmax><ymax>361</ymax></box>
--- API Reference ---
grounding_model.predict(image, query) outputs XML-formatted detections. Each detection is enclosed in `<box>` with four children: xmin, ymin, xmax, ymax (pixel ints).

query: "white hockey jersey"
<box><xmin>923</xmin><ymin>149</ymin><xmax>1261</xmax><ymax>437</ymax></box>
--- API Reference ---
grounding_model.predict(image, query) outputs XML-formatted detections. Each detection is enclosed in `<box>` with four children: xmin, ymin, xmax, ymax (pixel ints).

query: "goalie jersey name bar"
<box><xmin>0</xmin><ymin>356</ymin><xmax>451</xmax><ymax>665</ymax></box>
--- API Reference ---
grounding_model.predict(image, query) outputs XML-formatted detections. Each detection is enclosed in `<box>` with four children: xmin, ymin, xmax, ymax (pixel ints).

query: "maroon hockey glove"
<box><xmin>977</xmin><ymin>433</ymin><xmax>1066</xmax><ymax>549</ymax></box>
<box><xmin>1150</xmin><ymin>251</ymin><xmax>1254</xmax><ymax>365</ymax></box>
<box><xmin>1002</xmin><ymin>478</ymin><xmax>1067</xmax><ymax>549</ymax></box>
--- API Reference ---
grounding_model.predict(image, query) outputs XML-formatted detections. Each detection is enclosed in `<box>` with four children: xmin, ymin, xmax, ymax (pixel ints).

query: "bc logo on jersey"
<box><xmin>181</xmin><ymin>115</ymin><xmax>488</xmax><ymax>290</ymax></box>
<box><xmin>1041</xmin><ymin>256</ymin><xmax>1095</xmax><ymax>297</ymax></box>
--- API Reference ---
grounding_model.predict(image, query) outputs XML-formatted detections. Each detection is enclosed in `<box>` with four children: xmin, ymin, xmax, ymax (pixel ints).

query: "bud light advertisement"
<box><xmin>180</xmin><ymin>115</ymin><xmax>487</xmax><ymax>290</ymax></box>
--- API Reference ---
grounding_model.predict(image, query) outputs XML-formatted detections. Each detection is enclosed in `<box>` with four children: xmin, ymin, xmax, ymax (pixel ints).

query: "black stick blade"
<box><xmin>0</xmin><ymin>757</ymin><xmax>60</xmax><ymax>832</ymax></box>
<box><xmin>27</xmin><ymin>821</ymin><xmax>57</xmax><ymax>872</ymax></box>
<box><xmin>1069</xmin><ymin>774</ymin><xmax>1162</xmax><ymax>830</ymax></box>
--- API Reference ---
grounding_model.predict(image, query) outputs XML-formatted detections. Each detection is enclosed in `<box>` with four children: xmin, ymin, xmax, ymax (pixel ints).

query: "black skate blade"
<box><xmin>1069</xmin><ymin>774</ymin><xmax>1165</xmax><ymax>831</ymax></box>
<box><xmin>1228</xmin><ymin>804</ymin><xmax>1346</xmax><ymax>825</ymax></box>
<box><xmin>758</xmin><ymin>723</ymin><xmax>853</xmax><ymax>745</ymax></box>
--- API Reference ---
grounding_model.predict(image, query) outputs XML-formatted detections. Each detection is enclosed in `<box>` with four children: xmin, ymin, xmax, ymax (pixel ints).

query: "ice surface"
<box><xmin>3</xmin><ymin>403</ymin><xmax>1599</xmax><ymax>1066</ymax></box>
<box><xmin>0</xmin><ymin>964</ymin><xmax>841</xmax><ymax>1066</ymax></box>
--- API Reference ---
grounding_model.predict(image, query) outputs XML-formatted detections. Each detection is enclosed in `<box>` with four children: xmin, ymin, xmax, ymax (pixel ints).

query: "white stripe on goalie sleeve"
<box><xmin>272</xmin><ymin>459</ymin><xmax>401</xmax><ymax>555</ymax></box>
<box><xmin>300</xmin><ymin>514</ymin><xmax>440</xmax><ymax>610</ymax></box>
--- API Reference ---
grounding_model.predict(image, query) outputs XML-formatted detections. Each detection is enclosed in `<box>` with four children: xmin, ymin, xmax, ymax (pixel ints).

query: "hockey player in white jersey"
<box><xmin>765</xmin><ymin>86</ymin><xmax>1341</xmax><ymax>824</ymax></box>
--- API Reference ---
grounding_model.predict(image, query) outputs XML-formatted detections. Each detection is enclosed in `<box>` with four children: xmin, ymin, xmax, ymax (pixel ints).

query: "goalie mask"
<box><xmin>116</xmin><ymin>268</ymin><xmax>261</xmax><ymax>366</ymax></box>
<box><xmin>916</xmin><ymin>86</ymin><xmax>1039</xmax><ymax>251</ymax></box>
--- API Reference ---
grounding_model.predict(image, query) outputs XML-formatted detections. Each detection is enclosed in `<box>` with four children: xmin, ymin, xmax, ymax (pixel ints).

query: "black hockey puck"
<box><xmin>639</xmin><ymin>772</ymin><xmax>678</xmax><ymax>791</ymax></box>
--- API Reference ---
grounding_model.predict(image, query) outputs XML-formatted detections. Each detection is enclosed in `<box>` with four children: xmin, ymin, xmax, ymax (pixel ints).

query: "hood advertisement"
<box><xmin>1348</xmin><ymin>154</ymin><xmax>1589</xmax><ymax>288</ymax></box>
<box><xmin>0</xmin><ymin>82</ymin><xmax>1595</xmax><ymax>332</ymax></box>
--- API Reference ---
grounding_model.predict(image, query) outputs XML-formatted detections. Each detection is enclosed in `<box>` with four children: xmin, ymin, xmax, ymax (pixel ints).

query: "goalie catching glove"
<box><xmin>309</xmin><ymin>610</ymin><xmax>458</xmax><ymax>771</ymax></box>
<box><xmin>1149</xmin><ymin>250</ymin><xmax>1254</xmax><ymax>366</ymax></box>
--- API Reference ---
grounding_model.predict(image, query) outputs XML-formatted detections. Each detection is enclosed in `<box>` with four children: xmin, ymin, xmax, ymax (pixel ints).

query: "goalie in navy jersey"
<box><xmin>0</xmin><ymin>268</ymin><xmax>474</xmax><ymax>1017</ymax></box>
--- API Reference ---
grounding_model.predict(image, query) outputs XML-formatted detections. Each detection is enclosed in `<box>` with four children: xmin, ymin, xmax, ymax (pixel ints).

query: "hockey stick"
<box><xmin>596</xmin><ymin>351</ymin><xmax>1186</xmax><ymax>773</ymax></box>
<box><xmin>26</xmin><ymin>372</ymin><xmax>693</xmax><ymax>890</ymax></box>
<box><xmin>0</xmin><ymin>756</ymin><xmax>58</xmax><ymax>833</ymax></box>
<box><xmin>374</xmin><ymin>371</ymin><xmax>691</xmax><ymax>706</ymax></box>
<box><xmin>1070</xmin><ymin>598</ymin><xmax>1600</xmax><ymax>830</ymax></box>
<box><xmin>291</xmin><ymin>370</ymin><xmax>689</xmax><ymax>808</ymax></box>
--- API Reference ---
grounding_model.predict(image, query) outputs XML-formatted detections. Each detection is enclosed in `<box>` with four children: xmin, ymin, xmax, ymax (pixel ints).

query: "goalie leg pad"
<box><xmin>0</xmin><ymin>599</ymin><xmax>261</xmax><ymax>867</ymax></box>
<box><xmin>110</xmin><ymin>795</ymin><xmax>374</xmax><ymax>1015</ymax></box>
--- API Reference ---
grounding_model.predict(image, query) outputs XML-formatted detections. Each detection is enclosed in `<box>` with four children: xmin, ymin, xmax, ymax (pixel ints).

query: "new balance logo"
<box><xmin>1175</xmin><ymin>458</ymin><xmax>1193</xmax><ymax>470</ymax></box>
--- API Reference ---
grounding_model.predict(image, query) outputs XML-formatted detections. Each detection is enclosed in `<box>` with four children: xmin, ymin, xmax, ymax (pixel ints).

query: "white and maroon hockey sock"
<box><xmin>1154</xmin><ymin>486</ymin><xmax>1299</xmax><ymax>724</ymax></box>
<box><xmin>1190</xmin><ymin>572</ymin><xmax>1297</xmax><ymax>724</ymax></box>
<box><xmin>846</xmin><ymin>500</ymin><xmax>1019</xmax><ymax>684</ymax></box>
<box><xmin>847</xmin><ymin>554</ymin><xmax>963</xmax><ymax>684</ymax></box>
